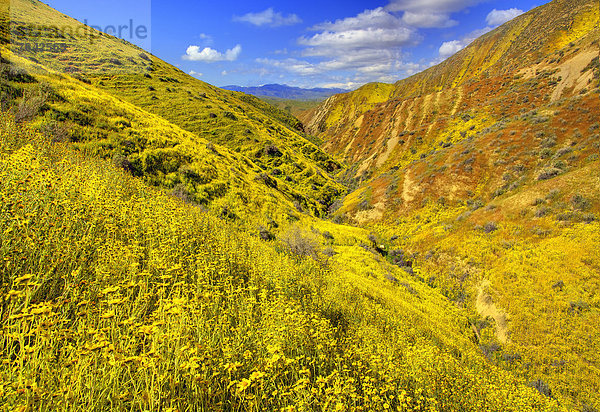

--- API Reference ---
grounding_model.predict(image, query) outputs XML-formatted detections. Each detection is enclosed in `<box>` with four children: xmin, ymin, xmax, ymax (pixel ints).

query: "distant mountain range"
<box><xmin>221</xmin><ymin>83</ymin><xmax>349</xmax><ymax>100</ymax></box>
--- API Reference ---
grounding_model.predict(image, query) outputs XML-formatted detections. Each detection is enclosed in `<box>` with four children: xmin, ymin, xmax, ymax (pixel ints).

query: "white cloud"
<box><xmin>263</xmin><ymin>52</ymin><xmax>395</xmax><ymax>77</ymax></box>
<box><xmin>257</xmin><ymin>56</ymin><xmax>423</xmax><ymax>86</ymax></box>
<box><xmin>254</xmin><ymin>0</ymin><xmax>493</xmax><ymax>87</ymax></box>
<box><xmin>385</xmin><ymin>0</ymin><xmax>484</xmax><ymax>28</ymax></box>
<box><xmin>320</xmin><ymin>81</ymin><xmax>359</xmax><ymax>89</ymax></box>
<box><xmin>486</xmin><ymin>8</ymin><xmax>524</xmax><ymax>26</ymax></box>
<box><xmin>255</xmin><ymin>6</ymin><xmax>425</xmax><ymax>86</ymax></box>
<box><xmin>221</xmin><ymin>70</ymin><xmax>228</xmax><ymax>76</ymax></box>
<box><xmin>437</xmin><ymin>26</ymin><xmax>494</xmax><ymax>59</ymax></box>
<box><xmin>189</xmin><ymin>70</ymin><xmax>203</xmax><ymax>77</ymax></box>
<box><xmin>297</xmin><ymin>8</ymin><xmax>419</xmax><ymax>71</ymax></box>
<box><xmin>385</xmin><ymin>0</ymin><xmax>482</xmax><ymax>13</ymax></box>
<box><xmin>439</xmin><ymin>40</ymin><xmax>465</xmax><ymax>58</ymax></box>
<box><xmin>401</xmin><ymin>11</ymin><xmax>457</xmax><ymax>28</ymax></box>
<box><xmin>300</xmin><ymin>26</ymin><xmax>416</xmax><ymax>53</ymax></box>
<box><xmin>311</xmin><ymin>7</ymin><xmax>404</xmax><ymax>32</ymax></box>
<box><xmin>233</xmin><ymin>8</ymin><xmax>301</xmax><ymax>27</ymax></box>
<box><xmin>182</xmin><ymin>44</ymin><xmax>242</xmax><ymax>62</ymax></box>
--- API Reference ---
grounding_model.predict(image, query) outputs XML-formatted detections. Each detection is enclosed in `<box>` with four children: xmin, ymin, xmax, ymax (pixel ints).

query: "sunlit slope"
<box><xmin>303</xmin><ymin>0</ymin><xmax>599</xmax><ymax>221</ymax></box>
<box><xmin>333</xmin><ymin>88</ymin><xmax>600</xmax><ymax>408</ymax></box>
<box><xmin>364</xmin><ymin>150</ymin><xmax>600</xmax><ymax>406</ymax></box>
<box><xmin>1</xmin><ymin>48</ymin><xmax>321</xmax><ymax>225</ymax></box>
<box><xmin>298</xmin><ymin>0</ymin><xmax>600</xmax><ymax>409</ymax></box>
<box><xmin>302</xmin><ymin>0</ymin><xmax>598</xmax><ymax>149</ymax></box>
<box><xmin>1</xmin><ymin>0</ymin><xmax>599</xmax><ymax>409</ymax></box>
<box><xmin>0</xmin><ymin>113</ymin><xmax>561</xmax><ymax>411</ymax></box>
<box><xmin>2</xmin><ymin>0</ymin><xmax>345</xmax><ymax>219</ymax></box>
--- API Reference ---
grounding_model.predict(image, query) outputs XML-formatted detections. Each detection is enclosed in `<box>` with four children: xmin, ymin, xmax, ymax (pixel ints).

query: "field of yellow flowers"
<box><xmin>0</xmin><ymin>112</ymin><xmax>563</xmax><ymax>411</ymax></box>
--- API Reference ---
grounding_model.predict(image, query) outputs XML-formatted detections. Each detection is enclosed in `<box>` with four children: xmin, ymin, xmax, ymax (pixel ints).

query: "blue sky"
<box><xmin>46</xmin><ymin>0</ymin><xmax>543</xmax><ymax>89</ymax></box>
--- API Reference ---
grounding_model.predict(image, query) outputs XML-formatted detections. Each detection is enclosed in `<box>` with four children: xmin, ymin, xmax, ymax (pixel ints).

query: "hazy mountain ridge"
<box><xmin>222</xmin><ymin>83</ymin><xmax>349</xmax><ymax>100</ymax></box>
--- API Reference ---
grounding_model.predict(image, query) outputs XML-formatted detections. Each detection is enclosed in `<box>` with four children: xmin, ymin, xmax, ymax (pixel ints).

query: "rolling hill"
<box><xmin>0</xmin><ymin>0</ymin><xmax>599</xmax><ymax>410</ymax></box>
<box><xmin>2</xmin><ymin>0</ymin><xmax>346</xmax><ymax>225</ymax></box>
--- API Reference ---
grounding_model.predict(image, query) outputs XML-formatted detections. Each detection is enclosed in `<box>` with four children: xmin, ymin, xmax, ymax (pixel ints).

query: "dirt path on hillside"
<box><xmin>376</xmin><ymin>134</ymin><xmax>400</xmax><ymax>167</ymax></box>
<box><xmin>450</xmin><ymin>86</ymin><xmax>463</xmax><ymax>116</ymax></box>
<box><xmin>476</xmin><ymin>280</ymin><xmax>509</xmax><ymax>343</ymax></box>
<box><xmin>402</xmin><ymin>170</ymin><xmax>416</xmax><ymax>203</ymax></box>
<box><xmin>420</xmin><ymin>93</ymin><xmax>433</xmax><ymax>127</ymax></box>
<box><xmin>551</xmin><ymin>51</ymin><xmax>597</xmax><ymax>101</ymax></box>
<box><xmin>405</xmin><ymin>100</ymin><xmax>417</xmax><ymax>131</ymax></box>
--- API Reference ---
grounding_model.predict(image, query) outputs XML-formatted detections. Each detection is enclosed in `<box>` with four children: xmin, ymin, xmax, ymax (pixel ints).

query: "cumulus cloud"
<box><xmin>255</xmin><ymin>6</ymin><xmax>426</xmax><ymax>85</ymax></box>
<box><xmin>297</xmin><ymin>8</ymin><xmax>419</xmax><ymax>72</ymax></box>
<box><xmin>182</xmin><ymin>44</ymin><xmax>242</xmax><ymax>62</ymax></box>
<box><xmin>385</xmin><ymin>0</ymin><xmax>484</xmax><ymax>28</ymax></box>
<box><xmin>189</xmin><ymin>70</ymin><xmax>203</xmax><ymax>77</ymax></box>
<box><xmin>438</xmin><ymin>40</ymin><xmax>465</xmax><ymax>58</ymax></box>
<box><xmin>401</xmin><ymin>12</ymin><xmax>457</xmax><ymax>28</ymax></box>
<box><xmin>486</xmin><ymin>8</ymin><xmax>524</xmax><ymax>26</ymax></box>
<box><xmin>385</xmin><ymin>0</ymin><xmax>482</xmax><ymax>13</ymax></box>
<box><xmin>233</xmin><ymin>8</ymin><xmax>301</xmax><ymax>27</ymax></box>
<box><xmin>255</xmin><ymin>0</ymin><xmax>491</xmax><ymax>85</ymax></box>
<box><xmin>299</xmin><ymin>26</ymin><xmax>416</xmax><ymax>54</ymax></box>
<box><xmin>311</xmin><ymin>7</ymin><xmax>404</xmax><ymax>32</ymax></box>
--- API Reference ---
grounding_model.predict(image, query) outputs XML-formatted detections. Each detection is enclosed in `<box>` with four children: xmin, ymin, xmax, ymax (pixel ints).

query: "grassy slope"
<box><xmin>2</xmin><ymin>48</ymin><xmax>312</xmax><ymax>227</ymax></box>
<box><xmin>2</xmin><ymin>0</ymin><xmax>345</xmax><ymax>222</ymax></box>
<box><xmin>0</xmin><ymin>113</ymin><xmax>560</xmax><ymax>411</ymax></box>
<box><xmin>0</xmin><ymin>0</ymin><xmax>596</xmax><ymax>410</ymax></box>
<box><xmin>302</xmin><ymin>0</ymin><xmax>600</xmax><ymax>409</ymax></box>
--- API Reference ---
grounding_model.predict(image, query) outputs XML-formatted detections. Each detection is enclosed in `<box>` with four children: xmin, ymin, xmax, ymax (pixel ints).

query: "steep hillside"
<box><xmin>303</xmin><ymin>0</ymin><xmax>600</xmax><ymax>409</ymax></box>
<box><xmin>302</xmin><ymin>0</ymin><xmax>598</xmax><ymax>142</ymax></box>
<box><xmin>1</xmin><ymin>0</ymin><xmax>345</xmax><ymax>223</ymax></box>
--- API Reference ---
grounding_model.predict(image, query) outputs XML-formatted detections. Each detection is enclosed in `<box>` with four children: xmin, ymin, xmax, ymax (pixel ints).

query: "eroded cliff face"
<box><xmin>302</xmin><ymin>0</ymin><xmax>599</xmax><ymax>222</ymax></box>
